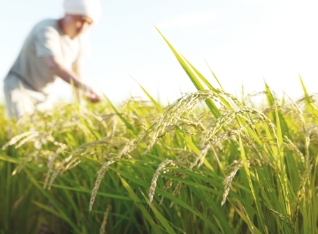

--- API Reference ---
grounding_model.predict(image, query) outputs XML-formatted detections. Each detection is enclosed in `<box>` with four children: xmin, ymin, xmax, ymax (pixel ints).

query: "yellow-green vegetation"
<box><xmin>1</xmin><ymin>32</ymin><xmax>317</xmax><ymax>234</ymax></box>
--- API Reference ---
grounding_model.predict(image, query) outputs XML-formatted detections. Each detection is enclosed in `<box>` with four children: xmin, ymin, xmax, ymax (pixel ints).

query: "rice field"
<box><xmin>0</xmin><ymin>32</ymin><xmax>317</xmax><ymax>234</ymax></box>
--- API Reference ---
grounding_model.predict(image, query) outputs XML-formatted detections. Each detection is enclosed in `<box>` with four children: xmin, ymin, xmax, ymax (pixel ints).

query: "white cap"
<box><xmin>63</xmin><ymin>0</ymin><xmax>102</xmax><ymax>24</ymax></box>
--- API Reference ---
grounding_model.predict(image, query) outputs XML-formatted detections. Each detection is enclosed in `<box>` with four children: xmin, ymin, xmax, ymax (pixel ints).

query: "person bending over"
<box><xmin>3</xmin><ymin>0</ymin><xmax>103</xmax><ymax>119</ymax></box>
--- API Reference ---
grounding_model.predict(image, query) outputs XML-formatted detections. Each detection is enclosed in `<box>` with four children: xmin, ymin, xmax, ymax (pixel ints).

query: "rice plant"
<box><xmin>0</xmin><ymin>30</ymin><xmax>317</xmax><ymax>234</ymax></box>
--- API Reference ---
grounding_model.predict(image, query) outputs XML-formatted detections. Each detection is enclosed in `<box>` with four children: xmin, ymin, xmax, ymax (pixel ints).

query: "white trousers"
<box><xmin>3</xmin><ymin>75</ymin><xmax>53</xmax><ymax>119</ymax></box>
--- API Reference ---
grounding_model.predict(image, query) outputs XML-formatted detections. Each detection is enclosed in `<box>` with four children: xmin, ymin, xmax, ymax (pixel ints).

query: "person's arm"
<box><xmin>72</xmin><ymin>59</ymin><xmax>81</xmax><ymax>77</ymax></box>
<box><xmin>72</xmin><ymin>59</ymin><xmax>83</xmax><ymax>101</ymax></box>
<box><xmin>43</xmin><ymin>56</ymin><xmax>100</xmax><ymax>103</ymax></box>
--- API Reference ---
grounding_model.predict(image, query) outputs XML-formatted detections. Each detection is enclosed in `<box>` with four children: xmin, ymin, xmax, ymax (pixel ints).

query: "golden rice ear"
<box><xmin>148</xmin><ymin>159</ymin><xmax>176</xmax><ymax>206</ymax></box>
<box><xmin>221</xmin><ymin>161</ymin><xmax>243</xmax><ymax>206</ymax></box>
<box><xmin>89</xmin><ymin>159</ymin><xmax>116</xmax><ymax>211</ymax></box>
<box><xmin>100</xmin><ymin>205</ymin><xmax>112</xmax><ymax>234</ymax></box>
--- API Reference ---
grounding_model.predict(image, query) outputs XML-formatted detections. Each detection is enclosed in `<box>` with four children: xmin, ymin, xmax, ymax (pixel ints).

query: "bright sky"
<box><xmin>1</xmin><ymin>0</ymin><xmax>318</xmax><ymax>105</ymax></box>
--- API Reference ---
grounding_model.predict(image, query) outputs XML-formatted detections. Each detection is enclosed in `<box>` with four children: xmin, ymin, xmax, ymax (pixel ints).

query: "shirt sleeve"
<box><xmin>34</xmin><ymin>25</ymin><xmax>61</xmax><ymax>58</ymax></box>
<box><xmin>76</xmin><ymin>33</ymin><xmax>91</xmax><ymax>61</ymax></box>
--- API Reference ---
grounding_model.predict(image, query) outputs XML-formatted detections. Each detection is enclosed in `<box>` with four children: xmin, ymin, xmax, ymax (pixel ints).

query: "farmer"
<box><xmin>3</xmin><ymin>0</ymin><xmax>102</xmax><ymax>119</ymax></box>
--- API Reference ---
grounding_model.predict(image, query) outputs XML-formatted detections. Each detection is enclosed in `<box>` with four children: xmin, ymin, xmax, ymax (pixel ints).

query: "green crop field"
<box><xmin>0</xmin><ymin>31</ymin><xmax>317</xmax><ymax>234</ymax></box>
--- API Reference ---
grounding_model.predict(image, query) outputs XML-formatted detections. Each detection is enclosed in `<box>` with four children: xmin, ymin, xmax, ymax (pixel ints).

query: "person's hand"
<box><xmin>84</xmin><ymin>86</ymin><xmax>101</xmax><ymax>103</ymax></box>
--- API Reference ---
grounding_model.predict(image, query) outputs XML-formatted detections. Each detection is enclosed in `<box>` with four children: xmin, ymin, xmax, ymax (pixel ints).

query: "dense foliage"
<box><xmin>1</xmin><ymin>32</ymin><xmax>317</xmax><ymax>233</ymax></box>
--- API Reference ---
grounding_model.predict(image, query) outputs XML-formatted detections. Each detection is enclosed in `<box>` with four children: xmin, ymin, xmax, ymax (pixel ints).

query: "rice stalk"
<box><xmin>270</xmin><ymin>209</ymin><xmax>296</xmax><ymax>233</ymax></box>
<box><xmin>221</xmin><ymin>160</ymin><xmax>243</xmax><ymax>206</ymax></box>
<box><xmin>148</xmin><ymin>159</ymin><xmax>177</xmax><ymax>206</ymax></box>
<box><xmin>292</xmin><ymin>164</ymin><xmax>312</xmax><ymax>224</ymax></box>
<box><xmin>90</xmin><ymin>159</ymin><xmax>116</xmax><ymax>211</ymax></box>
<box><xmin>99</xmin><ymin>205</ymin><xmax>112</xmax><ymax>234</ymax></box>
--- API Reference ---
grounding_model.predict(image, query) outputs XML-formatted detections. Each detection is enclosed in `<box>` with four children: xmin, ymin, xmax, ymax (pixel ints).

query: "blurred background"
<box><xmin>1</xmin><ymin>0</ymin><xmax>318</xmax><ymax>105</ymax></box>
